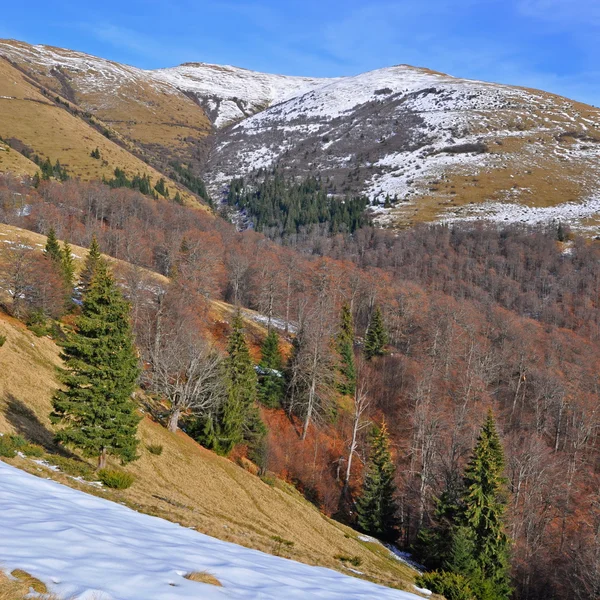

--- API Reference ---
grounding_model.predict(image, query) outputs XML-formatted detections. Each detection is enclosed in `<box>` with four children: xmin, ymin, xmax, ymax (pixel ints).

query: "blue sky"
<box><xmin>2</xmin><ymin>0</ymin><xmax>600</xmax><ymax>105</ymax></box>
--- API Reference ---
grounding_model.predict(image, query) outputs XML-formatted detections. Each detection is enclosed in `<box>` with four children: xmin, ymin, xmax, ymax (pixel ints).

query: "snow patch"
<box><xmin>0</xmin><ymin>461</ymin><xmax>420</xmax><ymax>599</ymax></box>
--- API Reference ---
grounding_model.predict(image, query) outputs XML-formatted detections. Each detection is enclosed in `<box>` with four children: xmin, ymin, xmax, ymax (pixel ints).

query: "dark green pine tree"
<box><xmin>79</xmin><ymin>235</ymin><xmax>102</xmax><ymax>294</ymax></box>
<box><xmin>461</xmin><ymin>411</ymin><xmax>512</xmax><ymax>599</ymax></box>
<box><xmin>336</xmin><ymin>303</ymin><xmax>356</xmax><ymax>396</ymax></box>
<box><xmin>415</xmin><ymin>483</ymin><xmax>464</xmax><ymax>570</ymax></box>
<box><xmin>364</xmin><ymin>306</ymin><xmax>388</xmax><ymax>360</ymax></box>
<box><xmin>44</xmin><ymin>227</ymin><xmax>62</xmax><ymax>263</ymax></box>
<box><xmin>257</xmin><ymin>328</ymin><xmax>284</xmax><ymax>408</ymax></box>
<box><xmin>200</xmin><ymin>311</ymin><xmax>265</xmax><ymax>456</ymax></box>
<box><xmin>356</xmin><ymin>421</ymin><xmax>400</xmax><ymax>542</ymax></box>
<box><xmin>61</xmin><ymin>241</ymin><xmax>76</xmax><ymax>290</ymax></box>
<box><xmin>50</xmin><ymin>260</ymin><xmax>141</xmax><ymax>469</ymax></box>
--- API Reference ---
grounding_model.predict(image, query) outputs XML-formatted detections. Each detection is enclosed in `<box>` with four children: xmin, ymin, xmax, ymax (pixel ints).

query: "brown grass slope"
<box><xmin>0</xmin><ymin>56</ymin><xmax>207</xmax><ymax>208</ymax></box>
<box><xmin>0</xmin><ymin>224</ymin><xmax>419</xmax><ymax>594</ymax></box>
<box><xmin>0</xmin><ymin>40</ymin><xmax>213</xmax><ymax>172</ymax></box>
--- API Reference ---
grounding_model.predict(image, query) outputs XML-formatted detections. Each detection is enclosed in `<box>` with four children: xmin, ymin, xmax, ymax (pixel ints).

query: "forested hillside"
<box><xmin>0</xmin><ymin>170</ymin><xmax>599</xmax><ymax>599</ymax></box>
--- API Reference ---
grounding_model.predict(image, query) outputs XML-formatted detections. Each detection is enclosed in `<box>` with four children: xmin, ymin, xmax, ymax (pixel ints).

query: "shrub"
<box><xmin>259</xmin><ymin>473</ymin><xmax>277</xmax><ymax>487</ymax></box>
<box><xmin>98</xmin><ymin>468</ymin><xmax>135</xmax><ymax>489</ymax></box>
<box><xmin>416</xmin><ymin>571</ymin><xmax>475</xmax><ymax>600</ymax></box>
<box><xmin>0</xmin><ymin>435</ymin><xmax>16</xmax><ymax>457</ymax></box>
<box><xmin>45</xmin><ymin>455</ymin><xmax>94</xmax><ymax>479</ymax></box>
<box><xmin>271</xmin><ymin>535</ymin><xmax>295</xmax><ymax>556</ymax></box>
<box><xmin>146</xmin><ymin>443</ymin><xmax>163</xmax><ymax>456</ymax></box>
<box><xmin>334</xmin><ymin>554</ymin><xmax>363</xmax><ymax>567</ymax></box>
<box><xmin>0</xmin><ymin>434</ymin><xmax>42</xmax><ymax>458</ymax></box>
<box><xmin>21</xmin><ymin>443</ymin><xmax>44</xmax><ymax>457</ymax></box>
<box><xmin>0</xmin><ymin>334</ymin><xmax>6</xmax><ymax>347</ymax></box>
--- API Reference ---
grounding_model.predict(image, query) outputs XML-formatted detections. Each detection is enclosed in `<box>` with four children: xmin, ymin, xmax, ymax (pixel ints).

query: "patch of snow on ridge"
<box><xmin>441</xmin><ymin>197</ymin><xmax>600</xmax><ymax>228</ymax></box>
<box><xmin>153</xmin><ymin>63</ymin><xmax>338</xmax><ymax>127</ymax></box>
<box><xmin>0</xmin><ymin>461</ymin><xmax>420</xmax><ymax>599</ymax></box>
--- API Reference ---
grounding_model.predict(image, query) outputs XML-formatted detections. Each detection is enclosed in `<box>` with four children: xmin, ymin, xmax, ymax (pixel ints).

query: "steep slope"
<box><xmin>153</xmin><ymin>62</ymin><xmax>337</xmax><ymax>127</ymax></box>
<box><xmin>0</xmin><ymin>224</ymin><xmax>419</xmax><ymax>593</ymax></box>
<box><xmin>207</xmin><ymin>65</ymin><xmax>600</xmax><ymax>229</ymax></box>
<box><xmin>0</xmin><ymin>57</ymin><xmax>204</xmax><ymax>207</ymax></box>
<box><xmin>0</xmin><ymin>40</ymin><xmax>212</xmax><ymax>170</ymax></box>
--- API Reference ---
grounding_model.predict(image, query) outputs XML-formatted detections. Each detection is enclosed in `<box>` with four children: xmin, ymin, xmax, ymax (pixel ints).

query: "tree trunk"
<box><xmin>168</xmin><ymin>407</ymin><xmax>181</xmax><ymax>433</ymax></box>
<box><xmin>97</xmin><ymin>447</ymin><xmax>107</xmax><ymax>471</ymax></box>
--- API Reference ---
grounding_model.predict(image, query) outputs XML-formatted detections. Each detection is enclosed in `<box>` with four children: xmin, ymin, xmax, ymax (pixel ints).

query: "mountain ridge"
<box><xmin>2</xmin><ymin>38</ymin><xmax>600</xmax><ymax>232</ymax></box>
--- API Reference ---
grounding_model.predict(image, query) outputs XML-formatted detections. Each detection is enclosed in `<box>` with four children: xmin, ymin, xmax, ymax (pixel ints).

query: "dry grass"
<box><xmin>0</xmin><ymin>141</ymin><xmax>38</xmax><ymax>176</ymax></box>
<box><xmin>0</xmin><ymin>59</ymin><xmax>206</xmax><ymax>210</ymax></box>
<box><xmin>184</xmin><ymin>571</ymin><xmax>222</xmax><ymax>586</ymax></box>
<box><xmin>9</xmin><ymin>569</ymin><xmax>47</xmax><ymax>594</ymax></box>
<box><xmin>0</xmin><ymin>569</ymin><xmax>66</xmax><ymax>599</ymax></box>
<box><xmin>0</xmin><ymin>40</ymin><xmax>212</xmax><ymax>159</ymax></box>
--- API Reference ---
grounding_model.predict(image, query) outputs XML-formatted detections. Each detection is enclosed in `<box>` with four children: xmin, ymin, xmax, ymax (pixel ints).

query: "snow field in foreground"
<box><xmin>0</xmin><ymin>461</ymin><xmax>421</xmax><ymax>599</ymax></box>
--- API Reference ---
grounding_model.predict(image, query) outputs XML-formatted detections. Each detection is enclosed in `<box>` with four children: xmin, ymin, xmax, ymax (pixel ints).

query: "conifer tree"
<box><xmin>415</xmin><ymin>484</ymin><xmax>464</xmax><ymax>570</ymax></box>
<box><xmin>336</xmin><ymin>303</ymin><xmax>356</xmax><ymax>396</ymax></box>
<box><xmin>364</xmin><ymin>306</ymin><xmax>388</xmax><ymax>360</ymax></box>
<box><xmin>258</xmin><ymin>328</ymin><xmax>284</xmax><ymax>408</ymax></box>
<box><xmin>51</xmin><ymin>260</ymin><xmax>140</xmax><ymax>469</ymax></box>
<box><xmin>61</xmin><ymin>241</ymin><xmax>75</xmax><ymax>291</ymax></box>
<box><xmin>44</xmin><ymin>228</ymin><xmax>62</xmax><ymax>263</ymax></box>
<box><xmin>417</xmin><ymin>412</ymin><xmax>512</xmax><ymax>600</ymax></box>
<box><xmin>199</xmin><ymin>311</ymin><xmax>265</xmax><ymax>456</ymax></box>
<box><xmin>356</xmin><ymin>421</ymin><xmax>399</xmax><ymax>541</ymax></box>
<box><xmin>80</xmin><ymin>235</ymin><xmax>102</xmax><ymax>294</ymax></box>
<box><xmin>461</xmin><ymin>411</ymin><xmax>511</xmax><ymax>598</ymax></box>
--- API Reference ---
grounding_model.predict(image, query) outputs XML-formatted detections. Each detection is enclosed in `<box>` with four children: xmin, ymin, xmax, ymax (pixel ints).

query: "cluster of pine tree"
<box><xmin>169</xmin><ymin>162</ymin><xmax>211</xmax><ymax>204</ymax></box>
<box><xmin>226</xmin><ymin>172</ymin><xmax>370</xmax><ymax>238</ymax></box>
<box><xmin>32</xmin><ymin>157</ymin><xmax>69</xmax><ymax>185</ymax></box>
<box><xmin>43</xmin><ymin>228</ymin><xmax>75</xmax><ymax>309</ymax></box>
<box><xmin>103</xmin><ymin>168</ymin><xmax>166</xmax><ymax>199</ymax></box>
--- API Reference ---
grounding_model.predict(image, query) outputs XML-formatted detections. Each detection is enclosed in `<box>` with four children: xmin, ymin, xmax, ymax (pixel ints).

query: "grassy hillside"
<box><xmin>0</xmin><ymin>57</ymin><xmax>207</xmax><ymax>208</ymax></box>
<box><xmin>0</xmin><ymin>224</ymin><xmax>421</xmax><ymax>595</ymax></box>
<box><xmin>0</xmin><ymin>40</ymin><xmax>213</xmax><ymax>172</ymax></box>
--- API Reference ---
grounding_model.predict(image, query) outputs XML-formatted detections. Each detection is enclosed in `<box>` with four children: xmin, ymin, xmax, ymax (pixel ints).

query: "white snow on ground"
<box><xmin>153</xmin><ymin>63</ymin><xmax>338</xmax><ymax>128</ymax></box>
<box><xmin>0</xmin><ymin>461</ymin><xmax>421</xmax><ymax>600</ymax></box>
<box><xmin>441</xmin><ymin>196</ymin><xmax>600</xmax><ymax>229</ymax></box>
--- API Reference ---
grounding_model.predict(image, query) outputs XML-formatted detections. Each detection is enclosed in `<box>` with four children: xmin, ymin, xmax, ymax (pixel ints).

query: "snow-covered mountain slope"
<box><xmin>154</xmin><ymin>63</ymin><xmax>337</xmax><ymax>128</ymax></box>
<box><xmin>0</xmin><ymin>461</ymin><xmax>421</xmax><ymax>600</ymax></box>
<box><xmin>206</xmin><ymin>65</ymin><xmax>600</xmax><ymax>228</ymax></box>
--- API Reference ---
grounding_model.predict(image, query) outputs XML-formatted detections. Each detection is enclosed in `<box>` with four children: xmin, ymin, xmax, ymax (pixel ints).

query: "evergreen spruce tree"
<box><xmin>51</xmin><ymin>260</ymin><xmax>140</xmax><ymax>469</ymax></box>
<box><xmin>199</xmin><ymin>311</ymin><xmax>265</xmax><ymax>456</ymax></box>
<box><xmin>415</xmin><ymin>483</ymin><xmax>464</xmax><ymax>570</ymax></box>
<box><xmin>336</xmin><ymin>303</ymin><xmax>356</xmax><ymax>396</ymax></box>
<box><xmin>61</xmin><ymin>241</ymin><xmax>76</xmax><ymax>291</ymax></box>
<box><xmin>257</xmin><ymin>328</ymin><xmax>284</xmax><ymax>408</ymax></box>
<box><xmin>356</xmin><ymin>421</ymin><xmax>400</xmax><ymax>542</ymax></box>
<box><xmin>44</xmin><ymin>228</ymin><xmax>62</xmax><ymax>263</ymax></box>
<box><xmin>80</xmin><ymin>235</ymin><xmax>102</xmax><ymax>294</ymax></box>
<box><xmin>461</xmin><ymin>411</ymin><xmax>511</xmax><ymax>598</ymax></box>
<box><xmin>364</xmin><ymin>306</ymin><xmax>388</xmax><ymax>360</ymax></box>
